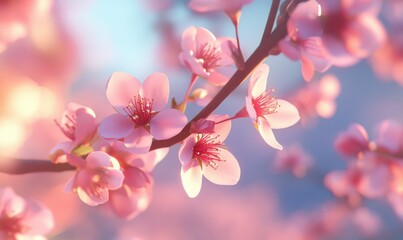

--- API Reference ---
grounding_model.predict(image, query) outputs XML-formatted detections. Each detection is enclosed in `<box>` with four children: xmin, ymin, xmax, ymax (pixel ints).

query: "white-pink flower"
<box><xmin>0</xmin><ymin>187</ymin><xmax>54</xmax><ymax>239</ymax></box>
<box><xmin>50</xmin><ymin>102</ymin><xmax>97</xmax><ymax>163</ymax></box>
<box><xmin>179</xmin><ymin>27</ymin><xmax>234</xmax><ymax>86</ymax></box>
<box><xmin>65</xmin><ymin>151</ymin><xmax>124</xmax><ymax>206</ymax></box>
<box><xmin>245</xmin><ymin>64</ymin><xmax>300</xmax><ymax>150</ymax></box>
<box><xmin>274</xmin><ymin>144</ymin><xmax>313</xmax><ymax>178</ymax></box>
<box><xmin>334</xmin><ymin>123</ymin><xmax>369</xmax><ymax>157</ymax></box>
<box><xmin>98</xmin><ymin>72</ymin><xmax>187</xmax><ymax>153</ymax></box>
<box><xmin>178</xmin><ymin>115</ymin><xmax>240</xmax><ymax>198</ymax></box>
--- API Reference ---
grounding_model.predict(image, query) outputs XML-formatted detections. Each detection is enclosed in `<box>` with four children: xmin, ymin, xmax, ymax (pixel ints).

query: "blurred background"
<box><xmin>1</xmin><ymin>0</ymin><xmax>403</xmax><ymax>239</ymax></box>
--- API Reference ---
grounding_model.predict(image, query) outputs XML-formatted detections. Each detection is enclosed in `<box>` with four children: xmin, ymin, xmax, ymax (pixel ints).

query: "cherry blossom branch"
<box><xmin>149</xmin><ymin>0</ymin><xmax>305</xmax><ymax>151</ymax></box>
<box><xmin>0</xmin><ymin>0</ymin><xmax>307</xmax><ymax>174</ymax></box>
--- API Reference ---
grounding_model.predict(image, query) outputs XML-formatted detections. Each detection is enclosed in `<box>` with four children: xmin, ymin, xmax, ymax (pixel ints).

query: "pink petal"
<box><xmin>324</xmin><ymin>170</ymin><xmax>352</xmax><ymax>197</ymax></box>
<box><xmin>249</xmin><ymin>64</ymin><xmax>269</xmax><ymax>97</ymax></box>
<box><xmin>203</xmin><ymin>149</ymin><xmax>240</xmax><ymax>185</ymax></box>
<box><xmin>344</xmin><ymin>15</ymin><xmax>385</xmax><ymax>58</ymax></box>
<box><xmin>74</xmin><ymin>108</ymin><xmax>97</xmax><ymax>144</ymax></box>
<box><xmin>266</xmin><ymin>99</ymin><xmax>300</xmax><ymax>129</ymax></box>
<box><xmin>109</xmin><ymin>186</ymin><xmax>150</xmax><ymax>220</ymax></box>
<box><xmin>19</xmin><ymin>201</ymin><xmax>54</xmax><ymax>235</ymax></box>
<box><xmin>206</xmin><ymin>71</ymin><xmax>229</xmax><ymax>86</ymax></box>
<box><xmin>76</xmin><ymin>187</ymin><xmax>108</xmax><ymax>206</ymax></box>
<box><xmin>376</xmin><ymin>120</ymin><xmax>403</xmax><ymax>154</ymax></box>
<box><xmin>257</xmin><ymin>117</ymin><xmax>283</xmax><ymax>150</ymax></box>
<box><xmin>127</xmin><ymin>148</ymin><xmax>169</xmax><ymax>172</ymax></box>
<box><xmin>344</xmin><ymin>0</ymin><xmax>382</xmax><ymax>16</ymax></box>
<box><xmin>179</xmin><ymin>136</ymin><xmax>197</xmax><ymax>166</ymax></box>
<box><xmin>287</xmin><ymin>0</ymin><xmax>322</xmax><ymax>40</ymax></box>
<box><xmin>86</xmin><ymin>151</ymin><xmax>117</xmax><ymax>168</ymax></box>
<box><xmin>181</xmin><ymin>161</ymin><xmax>202</xmax><ymax>198</ymax></box>
<box><xmin>278</xmin><ymin>38</ymin><xmax>300</xmax><ymax>60</ymax></box>
<box><xmin>106</xmin><ymin>72</ymin><xmax>141</xmax><ymax>114</ymax></box>
<box><xmin>208</xmin><ymin>114</ymin><xmax>231</xmax><ymax>142</ymax></box>
<box><xmin>66</xmin><ymin>154</ymin><xmax>86</xmax><ymax>168</ymax></box>
<box><xmin>195</xmin><ymin>27</ymin><xmax>216</xmax><ymax>48</ymax></box>
<box><xmin>358</xmin><ymin>165</ymin><xmax>389</xmax><ymax>198</ymax></box>
<box><xmin>301</xmin><ymin>38</ymin><xmax>332</xmax><ymax>72</ymax></box>
<box><xmin>300</xmin><ymin>54</ymin><xmax>315</xmax><ymax>81</ymax></box>
<box><xmin>124</xmin><ymin>168</ymin><xmax>152</xmax><ymax>188</ymax></box>
<box><xmin>181</xmin><ymin>26</ymin><xmax>197</xmax><ymax>52</ymax></box>
<box><xmin>64</xmin><ymin>176</ymin><xmax>75</xmax><ymax>192</ymax></box>
<box><xmin>322</xmin><ymin>35</ymin><xmax>360</xmax><ymax>67</ymax></box>
<box><xmin>217</xmin><ymin>37</ymin><xmax>236</xmax><ymax>66</ymax></box>
<box><xmin>98</xmin><ymin>113</ymin><xmax>133</xmax><ymax>140</ymax></box>
<box><xmin>49</xmin><ymin>141</ymin><xmax>74</xmax><ymax>163</ymax></box>
<box><xmin>141</xmin><ymin>72</ymin><xmax>169</xmax><ymax>111</ymax></box>
<box><xmin>245</xmin><ymin>96</ymin><xmax>257</xmax><ymax>122</ymax></box>
<box><xmin>124</xmin><ymin>127</ymin><xmax>153</xmax><ymax>153</ymax></box>
<box><xmin>104</xmin><ymin>169</ymin><xmax>125</xmax><ymax>190</ymax></box>
<box><xmin>150</xmin><ymin>109</ymin><xmax>187</xmax><ymax>140</ymax></box>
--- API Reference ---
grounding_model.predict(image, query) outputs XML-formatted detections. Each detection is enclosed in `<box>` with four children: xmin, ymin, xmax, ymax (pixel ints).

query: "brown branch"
<box><xmin>0</xmin><ymin>160</ymin><xmax>74</xmax><ymax>174</ymax></box>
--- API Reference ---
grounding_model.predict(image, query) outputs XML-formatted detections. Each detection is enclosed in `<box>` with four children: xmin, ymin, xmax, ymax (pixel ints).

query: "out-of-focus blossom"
<box><xmin>289</xmin><ymin>74</ymin><xmax>340</xmax><ymax>124</ymax></box>
<box><xmin>334</xmin><ymin>123</ymin><xmax>369</xmax><ymax>157</ymax></box>
<box><xmin>142</xmin><ymin>0</ymin><xmax>172</xmax><ymax>11</ymax></box>
<box><xmin>98</xmin><ymin>72</ymin><xmax>187</xmax><ymax>153</ymax></box>
<box><xmin>50</xmin><ymin>102</ymin><xmax>97</xmax><ymax>163</ymax></box>
<box><xmin>374</xmin><ymin>119</ymin><xmax>403</xmax><ymax>157</ymax></box>
<box><xmin>316</xmin><ymin>0</ymin><xmax>386</xmax><ymax>66</ymax></box>
<box><xmin>179</xmin><ymin>115</ymin><xmax>240</xmax><ymax>198</ymax></box>
<box><xmin>107</xmin><ymin>141</ymin><xmax>168</xmax><ymax>220</ymax></box>
<box><xmin>64</xmin><ymin>151</ymin><xmax>124</xmax><ymax>206</ymax></box>
<box><xmin>274</xmin><ymin>144</ymin><xmax>313</xmax><ymax>177</ymax></box>
<box><xmin>0</xmin><ymin>187</ymin><xmax>54</xmax><ymax>239</ymax></box>
<box><xmin>188</xmin><ymin>0</ymin><xmax>253</xmax><ymax>24</ymax></box>
<box><xmin>244</xmin><ymin>64</ymin><xmax>300</xmax><ymax>150</ymax></box>
<box><xmin>370</xmin><ymin>34</ymin><xmax>403</xmax><ymax>86</ymax></box>
<box><xmin>280</xmin><ymin>0</ymin><xmax>331</xmax><ymax>81</ymax></box>
<box><xmin>179</xmin><ymin>26</ymin><xmax>234</xmax><ymax>86</ymax></box>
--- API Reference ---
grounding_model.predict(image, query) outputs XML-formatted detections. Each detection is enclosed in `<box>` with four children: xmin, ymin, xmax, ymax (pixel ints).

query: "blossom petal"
<box><xmin>249</xmin><ymin>64</ymin><xmax>269</xmax><ymax>97</ymax></box>
<box><xmin>203</xmin><ymin>149</ymin><xmax>240</xmax><ymax>185</ymax></box>
<box><xmin>150</xmin><ymin>109</ymin><xmax>187</xmax><ymax>140</ymax></box>
<box><xmin>124</xmin><ymin>127</ymin><xmax>153</xmax><ymax>153</ymax></box>
<box><xmin>208</xmin><ymin>114</ymin><xmax>231</xmax><ymax>142</ymax></box>
<box><xmin>98</xmin><ymin>113</ymin><xmax>133</xmax><ymax>140</ymax></box>
<box><xmin>257</xmin><ymin>117</ymin><xmax>283</xmax><ymax>150</ymax></box>
<box><xmin>179</xmin><ymin>136</ymin><xmax>197</xmax><ymax>166</ymax></box>
<box><xmin>195</xmin><ymin>27</ymin><xmax>216</xmax><ymax>48</ymax></box>
<box><xmin>104</xmin><ymin>169</ymin><xmax>125</xmax><ymax>190</ymax></box>
<box><xmin>106</xmin><ymin>72</ymin><xmax>141</xmax><ymax>114</ymax></box>
<box><xmin>181</xmin><ymin>161</ymin><xmax>202</xmax><ymax>198</ymax></box>
<box><xmin>74</xmin><ymin>108</ymin><xmax>97</xmax><ymax>144</ymax></box>
<box><xmin>245</xmin><ymin>96</ymin><xmax>257</xmax><ymax>122</ymax></box>
<box><xmin>266</xmin><ymin>99</ymin><xmax>300</xmax><ymax>129</ymax></box>
<box><xmin>76</xmin><ymin>187</ymin><xmax>108</xmax><ymax>206</ymax></box>
<box><xmin>109</xmin><ymin>186</ymin><xmax>150</xmax><ymax>220</ymax></box>
<box><xmin>19</xmin><ymin>200</ymin><xmax>54</xmax><ymax>235</ymax></box>
<box><xmin>206</xmin><ymin>71</ymin><xmax>229</xmax><ymax>86</ymax></box>
<box><xmin>141</xmin><ymin>73</ymin><xmax>169</xmax><ymax>111</ymax></box>
<box><xmin>181</xmin><ymin>26</ymin><xmax>197</xmax><ymax>51</ymax></box>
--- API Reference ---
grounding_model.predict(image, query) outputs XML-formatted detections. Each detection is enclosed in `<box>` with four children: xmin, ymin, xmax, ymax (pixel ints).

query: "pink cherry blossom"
<box><xmin>179</xmin><ymin>27</ymin><xmax>234</xmax><ymax>86</ymax></box>
<box><xmin>289</xmin><ymin>74</ymin><xmax>340</xmax><ymax>124</ymax></box>
<box><xmin>245</xmin><ymin>64</ymin><xmax>300</xmax><ymax>150</ymax></box>
<box><xmin>178</xmin><ymin>115</ymin><xmax>240</xmax><ymax>198</ymax></box>
<box><xmin>50</xmin><ymin>102</ymin><xmax>97</xmax><ymax>163</ymax></box>
<box><xmin>334</xmin><ymin>123</ymin><xmax>369</xmax><ymax>157</ymax></box>
<box><xmin>98</xmin><ymin>72</ymin><xmax>187</xmax><ymax>153</ymax></box>
<box><xmin>280</xmin><ymin>0</ymin><xmax>331</xmax><ymax>81</ymax></box>
<box><xmin>64</xmin><ymin>151</ymin><xmax>124</xmax><ymax>206</ymax></box>
<box><xmin>274</xmin><ymin>144</ymin><xmax>313</xmax><ymax>178</ymax></box>
<box><xmin>0</xmin><ymin>187</ymin><xmax>54</xmax><ymax>239</ymax></box>
<box><xmin>317</xmin><ymin>0</ymin><xmax>386</xmax><ymax>66</ymax></box>
<box><xmin>106</xmin><ymin>141</ymin><xmax>168</xmax><ymax>219</ymax></box>
<box><xmin>188</xmin><ymin>0</ymin><xmax>253</xmax><ymax>24</ymax></box>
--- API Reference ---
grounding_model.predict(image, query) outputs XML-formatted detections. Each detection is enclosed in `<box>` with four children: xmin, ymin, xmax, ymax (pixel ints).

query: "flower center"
<box><xmin>195</xmin><ymin>43</ymin><xmax>221</xmax><ymax>73</ymax></box>
<box><xmin>321</xmin><ymin>9</ymin><xmax>350</xmax><ymax>40</ymax></box>
<box><xmin>124</xmin><ymin>95</ymin><xmax>154</xmax><ymax>126</ymax></box>
<box><xmin>252</xmin><ymin>89</ymin><xmax>279</xmax><ymax>117</ymax></box>
<box><xmin>55</xmin><ymin>114</ymin><xmax>76</xmax><ymax>140</ymax></box>
<box><xmin>87</xmin><ymin>169</ymin><xmax>109</xmax><ymax>199</ymax></box>
<box><xmin>0</xmin><ymin>215</ymin><xmax>28</xmax><ymax>237</ymax></box>
<box><xmin>193</xmin><ymin>134</ymin><xmax>226</xmax><ymax>170</ymax></box>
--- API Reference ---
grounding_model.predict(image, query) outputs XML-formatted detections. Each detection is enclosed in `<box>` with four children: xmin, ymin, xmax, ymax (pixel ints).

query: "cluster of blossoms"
<box><xmin>325</xmin><ymin>120</ymin><xmax>403</xmax><ymax>218</ymax></box>
<box><xmin>1</xmin><ymin>0</ymin><xmax>401</xmax><ymax>237</ymax></box>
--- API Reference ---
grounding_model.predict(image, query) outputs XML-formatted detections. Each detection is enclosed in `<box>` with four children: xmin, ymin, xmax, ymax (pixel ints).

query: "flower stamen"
<box><xmin>252</xmin><ymin>89</ymin><xmax>279</xmax><ymax>117</ymax></box>
<box><xmin>124</xmin><ymin>95</ymin><xmax>154</xmax><ymax>126</ymax></box>
<box><xmin>193</xmin><ymin>134</ymin><xmax>226</xmax><ymax>170</ymax></box>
